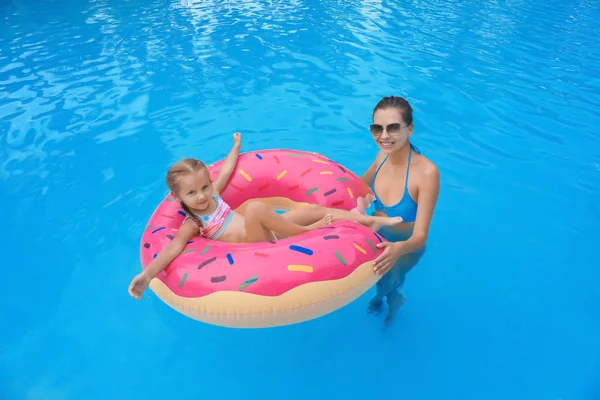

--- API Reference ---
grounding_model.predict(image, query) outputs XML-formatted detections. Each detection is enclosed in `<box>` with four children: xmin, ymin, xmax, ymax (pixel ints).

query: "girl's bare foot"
<box><xmin>367</xmin><ymin>215</ymin><xmax>403</xmax><ymax>231</ymax></box>
<box><xmin>307</xmin><ymin>214</ymin><xmax>333</xmax><ymax>230</ymax></box>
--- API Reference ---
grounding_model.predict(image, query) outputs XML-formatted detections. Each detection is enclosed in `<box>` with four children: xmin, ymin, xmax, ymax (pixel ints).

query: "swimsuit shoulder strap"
<box><xmin>373</xmin><ymin>155</ymin><xmax>389</xmax><ymax>179</ymax></box>
<box><xmin>404</xmin><ymin>145</ymin><xmax>413</xmax><ymax>190</ymax></box>
<box><xmin>404</xmin><ymin>143</ymin><xmax>422</xmax><ymax>192</ymax></box>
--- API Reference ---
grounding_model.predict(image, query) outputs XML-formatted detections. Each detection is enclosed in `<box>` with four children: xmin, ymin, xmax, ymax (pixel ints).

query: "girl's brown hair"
<box><xmin>166</xmin><ymin>158</ymin><xmax>207</xmax><ymax>230</ymax></box>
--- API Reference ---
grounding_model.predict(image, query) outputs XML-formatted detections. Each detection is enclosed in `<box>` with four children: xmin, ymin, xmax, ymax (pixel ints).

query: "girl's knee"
<box><xmin>246</xmin><ymin>201</ymin><xmax>268</xmax><ymax>215</ymax></box>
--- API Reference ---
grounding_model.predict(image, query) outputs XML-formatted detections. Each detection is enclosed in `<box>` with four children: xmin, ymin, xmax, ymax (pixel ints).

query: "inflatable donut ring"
<box><xmin>140</xmin><ymin>149</ymin><xmax>384</xmax><ymax>328</ymax></box>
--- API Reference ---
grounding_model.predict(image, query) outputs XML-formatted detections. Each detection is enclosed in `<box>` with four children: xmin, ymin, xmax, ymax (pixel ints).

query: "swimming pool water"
<box><xmin>1</xmin><ymin>0</ymin><xmax>599</xmax><ymax>399</ymax></box>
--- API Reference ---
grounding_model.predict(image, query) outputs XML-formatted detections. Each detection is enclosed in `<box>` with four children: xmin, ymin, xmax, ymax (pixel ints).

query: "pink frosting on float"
<box><xmin>139</xmin><ymin>149</ymin><xmax>382</xmax><ymax>298</ymax></box>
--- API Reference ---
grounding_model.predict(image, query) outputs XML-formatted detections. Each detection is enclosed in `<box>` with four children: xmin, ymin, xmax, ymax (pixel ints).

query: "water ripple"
<box><xmin>1</xmin><ymin>0</ymin><xmax>600</xmax><ymax>398</ymax></box>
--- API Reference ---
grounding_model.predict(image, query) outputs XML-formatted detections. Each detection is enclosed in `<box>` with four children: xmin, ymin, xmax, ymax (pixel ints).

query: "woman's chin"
<box><xmin>378</xmin><ymin>144</ymin><xmax>398</xmax><ymax>154</ymax></box>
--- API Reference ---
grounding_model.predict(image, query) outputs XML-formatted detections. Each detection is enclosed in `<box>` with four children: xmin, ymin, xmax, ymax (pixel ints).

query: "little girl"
<box><xmin>128</xmin><ymin>132</ymin><xmax>402</xmax><ymax>300</ymax></box>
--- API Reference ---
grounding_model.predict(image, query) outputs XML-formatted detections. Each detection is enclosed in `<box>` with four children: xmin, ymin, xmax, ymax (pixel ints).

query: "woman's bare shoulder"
<box><xmin>414</xmin><ymin>153</ymin><xmax>439</xmax><ymax>180</ymax></box>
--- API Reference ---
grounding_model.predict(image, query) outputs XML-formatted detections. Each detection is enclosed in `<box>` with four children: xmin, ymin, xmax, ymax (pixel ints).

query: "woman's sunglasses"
<box><xmin>369</xmin><ymin>123</ymin><xmax>409</xmax><ymax>136</ymax></box>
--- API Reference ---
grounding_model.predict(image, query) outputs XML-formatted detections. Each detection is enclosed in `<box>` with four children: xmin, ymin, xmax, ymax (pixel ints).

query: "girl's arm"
<box><xmin>128</xmin><ymin>220</ymin><xmax>198</xmax><ymax>299</ymax></box>
<box><xmin>213</xmin><ymin>132</ymin><xmax>242</xmax><ymax>194</ymax></box>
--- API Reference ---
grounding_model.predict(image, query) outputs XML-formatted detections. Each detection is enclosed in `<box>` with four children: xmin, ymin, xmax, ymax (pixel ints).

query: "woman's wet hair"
<box><xmin>373</xmin><ymin>96</ymin><xmax>413</xmax><ymax>125</ymax></box>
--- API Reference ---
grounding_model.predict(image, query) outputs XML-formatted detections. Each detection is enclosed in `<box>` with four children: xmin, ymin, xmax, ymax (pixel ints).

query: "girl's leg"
<box><xmin>244</xmin><ymin>201</ymin><xmax>331</xmax><ymax>242</ymax></box>
<box><xmin>282</xmin><ymin>204</ymin><xmax>402</xmax><ymax>230</ymax></box>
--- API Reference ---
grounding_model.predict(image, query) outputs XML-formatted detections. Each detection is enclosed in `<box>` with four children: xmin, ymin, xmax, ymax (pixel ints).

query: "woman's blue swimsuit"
<box><xmin>366</xmin><ymin>144</ymin><xmax>426</xmax><ymax>301</ymax></box>
<box><xmin>369</xmin><ymin>144</ymin><xmax>419</xmax><ymax>224</ymax></box>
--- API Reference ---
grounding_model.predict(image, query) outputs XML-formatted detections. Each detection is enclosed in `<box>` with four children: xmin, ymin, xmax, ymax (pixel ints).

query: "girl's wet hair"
<box><xmin>166</xmin><ymin>158</ymin><xmax>207</xmax><ymax>231</ymax></box>
<box><xmin>373</xmin><ymin>96</ymin><xmax>413</xmax><ymax>125</ymax></box>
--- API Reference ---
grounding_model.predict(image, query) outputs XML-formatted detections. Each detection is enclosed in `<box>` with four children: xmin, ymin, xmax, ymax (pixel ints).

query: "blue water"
<box><xmin>1</xmin><ymin>0</ymin><xmax>599</xmax><ymax>398</ymax></box>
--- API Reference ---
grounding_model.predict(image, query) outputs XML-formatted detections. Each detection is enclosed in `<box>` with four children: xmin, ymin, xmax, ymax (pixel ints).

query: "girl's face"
<box><xmin>370</xmin><ymin>108</ymin><xmax>413</xmax><ymax>154</ymax></box>
<box><xmin>173</xmin><ymin>169</ymin><xmax>214</xmax><ymax>211</ymax></box>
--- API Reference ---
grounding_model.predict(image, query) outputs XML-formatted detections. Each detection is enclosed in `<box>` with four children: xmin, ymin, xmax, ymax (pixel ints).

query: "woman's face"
<box><xmin>370</xmin><ymin>108</ymin><xmax>412</xmax><ymax>154</ymax></box>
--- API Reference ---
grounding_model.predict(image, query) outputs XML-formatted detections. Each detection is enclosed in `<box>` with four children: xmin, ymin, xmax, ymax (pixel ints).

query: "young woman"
<box><xmin>361</xmin><ymin>96</ymin><xmax>440</xmax><ymax>327</ymax></box>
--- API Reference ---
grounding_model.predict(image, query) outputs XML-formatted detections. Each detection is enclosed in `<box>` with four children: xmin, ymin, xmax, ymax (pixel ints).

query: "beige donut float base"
<box><xmin>140</xmin><ymin>149</ymin><xmax>384</xmax><ymax>328</ymax></box>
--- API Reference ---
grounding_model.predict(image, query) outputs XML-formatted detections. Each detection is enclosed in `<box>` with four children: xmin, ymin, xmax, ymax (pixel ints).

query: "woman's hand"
<box><xmin>372</xmin><ymin>241</ymin><xmax>405</xmax><ymax>275</ymax></box>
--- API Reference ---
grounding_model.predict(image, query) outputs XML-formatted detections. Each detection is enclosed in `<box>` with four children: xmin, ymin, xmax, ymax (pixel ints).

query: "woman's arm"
<box><xmin>361</xmin><ymin>151</ymin><xmax>386</xmax><ymax>186</ymax></box>
<box><xmin>128</xmin><ymin>220</ymin><xmax>198</xmax><ymax>299</ymax></box>
<box><xmin>396</xmin><ymin>163</ymin><xmax>440</xmax><ymax>253</ymax></box>
<box><xmin>373</xmin><ymin>163</ymin><xmax>440</xmax><ymax>275</ymax></box>
<box><xmin>213</xmin><ymin>132</ymin><xmax>242</xmax><ymax>194</ymax></box>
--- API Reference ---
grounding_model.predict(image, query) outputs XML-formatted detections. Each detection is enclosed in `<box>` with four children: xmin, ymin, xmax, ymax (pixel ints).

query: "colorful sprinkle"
<box><xmin>166</xmin><ymin>197</ymin><xmax>175</xmax><ymax>202</ymax></box>
<box><xmin>200</xmin><ymin>245</ymin><xmax>212</xmax><ymax>255</ymax></box>
<box><xmin>153</xmin><ymin>254</ymin><xmax>157</xmax><ymax>259</ymax></box>
<box><xmin>306</xmin><ymin>187</ymin><xmax>318</xmax><ymax>196</ymax></box>
<box><xmin>166</xmin><ymin>234</ymin><xmax>174</xmax><ymax>240</ymax></box>
<box><xmin>312</xmin><ymin>159</ymin><xmax>329</xmax><ymax>164</ymax></box>
<box><xmin>353</xmin><ymin>243</ymin><xmax>367</xmax><ymax>254</ymax></box>
<box><xmin>277</xmin><ymin>170</ymin><xmax>288</xmax><ymax>180</ymax></box>
<box><xmin>288</xmin><ymin>184</ymin><xmax>299</xmax><ymax>191</ymax></box>
<box><xmin>336</xmin><ymin>177</ymin><xmax>349</xmax><ymax>182</ymax></box>
<box><xmin>178</xmin><ymin>210</ymin><xmax>186</xmax><ymax>217</ymax></box>
<box><xmin>274</xmin><ymin>155</ymin><xmax>280</xmax><ymax>164</ymax></box>
<box><xmin>332</xmin><ymin>200</ymin><xmax>344</xmax><ymax>207</ymax></box>
<box><xmin>226</xmin><ymin>253</ymin><xmax>234</xmax><ymax>265</ymax></box>
<box><xmin>259</xmin><ymin>183</ymin><xmax>269</xmax><ymax>192</ymax></box>
<box><xmin>324</xmin><ymin>188</ymin><xmax>337</xmax><ymax>196</ymax></box>
<box><xmin>179</xmin><ymin>272</ymin><xmax>188</xmax><ymax>287</ymax></box>
<box><xmin>347</xmin><ymin>187</ymin><xmax>354</xmax><ymax>199</ymax></box>
<box><xmin>143</xmin><ymin>243</ymin><xmax>151</xmax><ymax>248</ymax></box>
<box><xmin>238</xmin><ymin>169</ymin><xmax>252</xmax><ymax>182</ymax></box>
<box><xmin>289</xmin><ymin>245</ymin><xmax>314</xmax><ymax>255</ymax></box>
<box><xmin>288</xmin><ymin>153</ymin><xmax>305</xmax><ymax>157</ymax></box>
<box><xmin>320</xmin><ymin>171</ymin><xmax>333</xmax><ymax>175</ymax></box>
<box><xmin>187</xmin><ymin>241</ymin><xmax>194</xmax><ymax>244</ymax></box>
<box><xmin>339</xmin><ymin>165</ymin><xmax>347</xmax><ymax>173</ymax></box>
<box><xmin>254</xmin><ymin>252</ymin><xmax>269</xmax><ymax>258</ymax></box>
<box><xmin>300</xmin><ymin>168</ymin><xmax>312</xmax><ymax>177</ymax></box>
<box><xmin>161</xmin><ymin>214</ymin><xmax>178</xmax><ymax>219</ymax></box>
<box><xmin>152</xmin><ymin>227</ymin><xmax>166</xmax><ymax>234</ymax></box>
<box><xmin>198</xmin><ymin>257</ymin><xmax>217</xmax><ymax>269</ymax></box>
<box><xmin>366</xmin><ymin>239</ymin><xmax>378</xmax><ymax>253</ymax></box>
<box><xmin>182</xmin><ymin>248</ymin><xmax>195</xmax><ymax>255</ymax></box>
<box><xmin>373</xmin><ymin>232</ymin><xmax>383</xmax><ymax>243</ymax></box>
<box><xmin>239</xmin><ymin>276</ymin><xmax>259</xmax><ymax>291</ymax></box>
<box><xmin>287</xmin><ymin>265</ymin><xmax>314</xmax><ymax>273</ymax></box>
<box><xmin>324</xmin><ymin>235</ymin><xmax>340</xmax><ymax>240</ymax></box>
<box><xmin>334</xmin><ymin>251</ymin><xmax>347</xmax><ymax>266</ymax></box>
<box><xmin>211</xmin><ymin>275</ymin><xmax>227</xmax><ymax>283</ymax></box>
<box><xmin>255</xmin><ymin>153</ymin><xmax>263</xmax><ymax>160</ymax></box>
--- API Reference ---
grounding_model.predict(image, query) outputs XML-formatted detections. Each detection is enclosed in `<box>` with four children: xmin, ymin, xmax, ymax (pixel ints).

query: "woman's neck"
<box><xmin>387</xmin><ymin>142</ymin><xmax>412</xmax><ymax>166</ymax></box>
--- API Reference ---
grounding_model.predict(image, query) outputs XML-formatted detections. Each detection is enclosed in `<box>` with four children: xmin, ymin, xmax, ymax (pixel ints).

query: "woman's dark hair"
<box><xmin>373</xmin><ymin>96</ymin><xmax>413</xmax><ymax>125</ymax></box>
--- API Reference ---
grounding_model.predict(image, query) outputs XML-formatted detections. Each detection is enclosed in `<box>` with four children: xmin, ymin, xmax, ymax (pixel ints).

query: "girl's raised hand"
<box><xmin>233</xmin><ymin>132</ymin><xmax>242</xmax><ymax>149</ymax></box>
